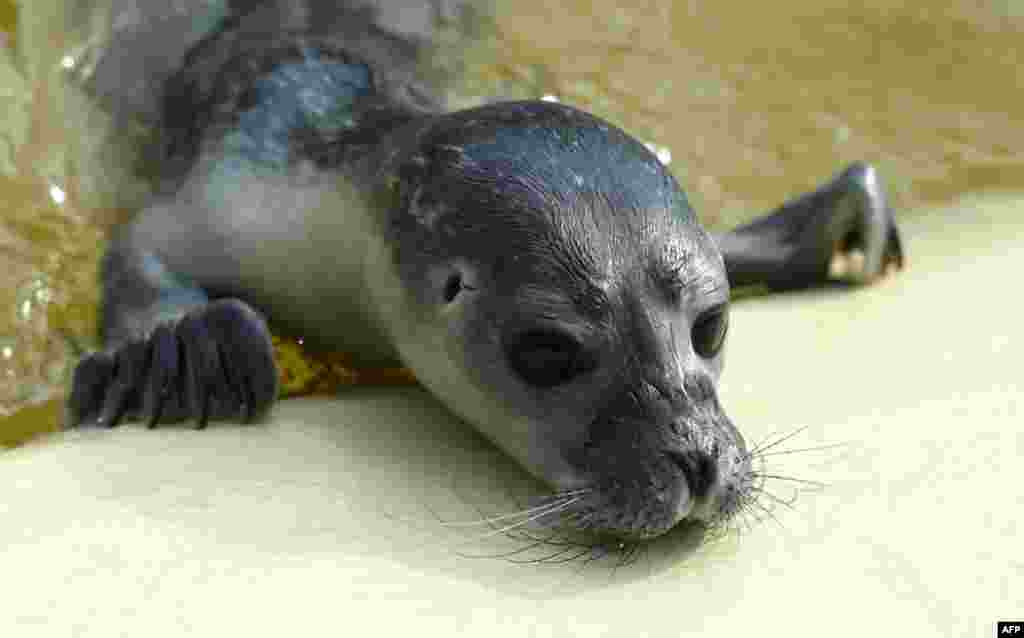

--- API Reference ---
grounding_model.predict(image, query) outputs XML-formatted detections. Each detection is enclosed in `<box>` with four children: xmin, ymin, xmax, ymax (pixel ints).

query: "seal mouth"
<box><xmin>555</xmin><ymin>466</ymin><xmax>708</xmax><ymax>540</ymax></box>
<box><xmin>552</xmin><ymin>413</ymin><xmax>753</xmax><ymax>542</ymax></box>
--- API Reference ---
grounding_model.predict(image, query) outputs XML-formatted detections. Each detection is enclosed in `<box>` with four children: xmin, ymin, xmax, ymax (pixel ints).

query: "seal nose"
<box><xmin>664</xmin><ymin>449</ymin><xmax>717</xmax><ymax>502</ymax></box>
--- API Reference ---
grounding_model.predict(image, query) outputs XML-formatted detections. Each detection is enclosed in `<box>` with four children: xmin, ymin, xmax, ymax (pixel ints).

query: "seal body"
<box><xmin>71</xmin><ymin>0</ymin><xmax>904</xmax><ymax>542</ymax></box>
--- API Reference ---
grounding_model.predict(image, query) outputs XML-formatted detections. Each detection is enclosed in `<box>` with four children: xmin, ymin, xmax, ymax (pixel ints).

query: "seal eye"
<box><xmin>692</xmin><ymin>306</ymin><xmax>728</xmax><ymax>359</ymax></box>
<box><xmin>504</xmin><ymin>329</ymin><xmax>595</xmax><ymax>389</ymax></box>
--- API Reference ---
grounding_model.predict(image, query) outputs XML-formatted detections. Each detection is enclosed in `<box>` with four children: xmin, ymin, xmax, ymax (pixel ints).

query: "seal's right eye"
<box><xmin>692</xmin><ymin>305</ymin><xmax>728</xmax><ymax>359</ymax></box>
<box><xmin>504</xmin><ymin>329</ymin><xmax>594</xmax><ymax>389</ymax></box>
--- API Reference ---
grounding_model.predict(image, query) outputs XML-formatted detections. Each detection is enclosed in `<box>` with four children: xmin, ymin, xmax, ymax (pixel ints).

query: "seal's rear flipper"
<box><xmin>714</xmin><ymin>162</ymin><xmax>904</xmax><ymax>292</ymax></box>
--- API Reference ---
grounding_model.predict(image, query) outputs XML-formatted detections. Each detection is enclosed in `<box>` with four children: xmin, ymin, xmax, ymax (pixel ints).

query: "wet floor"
<box><xmin>0</xmin><ymin>0</ymin><xmax>1021</xmax><ymax>440</ymax></box>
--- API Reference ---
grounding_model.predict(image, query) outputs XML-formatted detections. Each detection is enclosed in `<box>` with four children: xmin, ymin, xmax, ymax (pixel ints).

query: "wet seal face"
<box><xmin>364</xmin><ymin>100</ymin><xmax>751</xmax><ymax>541</ymax></box>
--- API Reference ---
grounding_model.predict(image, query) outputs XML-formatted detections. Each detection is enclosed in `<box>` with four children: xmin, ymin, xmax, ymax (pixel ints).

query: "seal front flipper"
<box><xmin>69</xmin><ymin>301</ymin><xmax>278</xmax><ymax>429</ymax></box>
<box><xmin>715</xmin><ymin>161</ymin><xmax>905</xmax><ymax>291</ymax></box>
<box><xmin>67</xmin><ymin>236</ymin><xmax>277</xmax><ymax>429</ymax></box>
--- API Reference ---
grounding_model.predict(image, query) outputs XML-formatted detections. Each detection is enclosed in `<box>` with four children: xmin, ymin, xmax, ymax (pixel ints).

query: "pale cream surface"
<box><xmin>1</xmin><ymin>195</ymin><xmax>1020</xmax><ymax>637</ymax></box>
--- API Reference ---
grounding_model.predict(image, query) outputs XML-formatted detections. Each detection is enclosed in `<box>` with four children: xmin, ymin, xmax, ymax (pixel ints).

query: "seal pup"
<box><xmin>67</xmin><ymin>0</ymin><xmax>903</xmax><ymax>542</ymax></box>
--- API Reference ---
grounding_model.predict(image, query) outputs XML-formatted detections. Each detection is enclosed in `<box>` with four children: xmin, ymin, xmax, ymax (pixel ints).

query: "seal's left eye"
<box><xmin>692</xmin><ymin>306</ymin><xmax>728</xmax><ymax>359</ymax></box>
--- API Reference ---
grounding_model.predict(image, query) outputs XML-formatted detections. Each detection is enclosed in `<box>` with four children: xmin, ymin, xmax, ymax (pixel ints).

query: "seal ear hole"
<box><xmin>504</xmin><ymin>329</ymin><xmax>596</xmax><ymax>389</ymax></box>
<box><xmin>443</xmin><ymin>273</ymin><xmax>462</xmax><ymax>303</ymax></box>
<box><xmin>692</xmin><ymin>306</ymin><xmax>728</xmax><ymax>359</ymax></box>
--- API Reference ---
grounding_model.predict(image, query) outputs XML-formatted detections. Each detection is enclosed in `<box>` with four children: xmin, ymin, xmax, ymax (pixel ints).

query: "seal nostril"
<box><xmin>443</xmin><ymin>273</ymin><xmax>462</xmax><ymax>303</ymax></box>
<box><xmin>665</xmin><ymin>450</ymin><xmax>717</xmax><ymax>500</ymax></box>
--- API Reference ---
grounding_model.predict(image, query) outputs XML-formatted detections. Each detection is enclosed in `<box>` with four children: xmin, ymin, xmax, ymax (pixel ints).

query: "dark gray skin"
<box><xmin>68</xmin><ymin>0</ymin><xmax>903</xmax><ymax>542</ymax></box>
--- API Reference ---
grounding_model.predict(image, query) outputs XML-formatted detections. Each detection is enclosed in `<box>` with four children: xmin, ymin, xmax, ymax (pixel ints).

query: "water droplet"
<box><xmin>642</xmin><ymin>141</ymin><xmax>673</xmax><ymax>166</ymax></box>
<box><xmin>15</xmin><ymin>275</ymin><xmax>53</xmax><ymax>322</ymax></box>
<box><xmin>34</xmin><ymin>287</ymin><xmax>52</xmax><ymax>305</ymax></box>
<box><xmin>49</xmin><ymin>184</ymin><xmax>66</xmax><ymax>205</ymax></box>
<box><xmin>0</xmin><ymin>336</ymin><xmax>14</xmax><ymax>360</ymax></box>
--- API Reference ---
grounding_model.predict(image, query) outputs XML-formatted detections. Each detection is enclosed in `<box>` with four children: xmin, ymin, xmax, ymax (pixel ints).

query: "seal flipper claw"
<box><xmin>95</xmin><ymin>338</ymin><xmax>150</xmax><ymax>428</ymax></box>
<box><xmin>68</xmin><ymin>350</ymin><xmax>116</xmax><ymax>427</ymax></box>
<box><xmin>174</xmin><ymin>299</ymin><xmax>278</xmax><ymax>429</ymax></box>
<box><xmin>207</xmin><ymin>303</ymin><xmax>276</xmax><ymax>426</ymax></box>
<box><xmin>141</xmin><ymin>323</ymin><xmax>178</xmax><ymax>428</ymax></box>
<box><xmin>177</xmin><ymin>310</ymin><xmax>219</xmax><ymax>429</ymax></box>
<box><xmin>199</xmin><ymin>299</ymin><xmax>278</xmax><ymax>424</ymax></box>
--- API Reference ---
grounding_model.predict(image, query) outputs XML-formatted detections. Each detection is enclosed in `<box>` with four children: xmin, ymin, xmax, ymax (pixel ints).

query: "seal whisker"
<box><xmin>567</xmin><ymin>545</ymin><xmax>606</xmax><ymax>578</ymax></box>
<box><xmin>742</xmin><ymin>503</ymin><xmax>770</xmax><ymax>527</ymax></box>
<box><xmin>428</xmin><ymin>490</ymin><xmax>591</xmax><ymax>528</ymax></box>
<box><xmin>616</xmin><ymin>545</ymin><xmax>636</xmax><ymax>572</ymax></box>
<box><xmin>609</xmin><ymin>542</ymin><xmax>642</xmax><ymax>580</ymax></box>
<box><xmin>505</xmin><ymin>525</ymin><xmax>591</xmax><ymax>548</ymax></box>
<box><xmin>727</xmin><ymin>510</ymin><xmax>750</xmax><ymax>538</ymax></box>
<box><xmin>748</xmin><ymin>486</ymin><xmax>799</xmax><ymax>511</ymax></box>
<box><xmin>382</xmin><ymin>499</ymin><xmax>453</xmax><ymax>530</ymax></box>
<box><xmin>748</xmin><ymin>425</ymin><xmax>812</xmax><ymax>455</ymax></box>
<box><xmin>752</xmin><ymin>442</ymin><xmax>850</xmax><ymax>457</ymax></box>
<box><xmin>459</xmin><ymin>498</ymin><xmax>598</xmax><ymax>559</ymax></box>
<box><xmin>504</xmin><ymin>544</ymin><xmax>587</xmax><ymax>565</ymax></box>
<box><xmin>458</xmin><ymin>496</ymin><xmax>586</xmax><ymax>544</ymax></box>
<box><xmin>628</xmin><ymin>543</ymin><xmax>647</xmax><ymax>568</ymax></box>
<box><xmin>735</xmin><ymin>491</ymin><xmax>765</xmax><ymax>526</ymax></box>
<box><xmin>450</xmin><ymin>533</ymin><xmax>564</xmax><ymax>561</ymax></box>
<box><xmin>540</xmin><ymin>545</ymin><xmax>599</xmax><ymax>565</ymax></box>
<box><xmin>389</xmin><ymin>489</ymin><xmax>590</xmax><ymax>535</ymax></box>
<box><xmin>498</xmin><ymin>523</ymin><xmax>593</xmax><ymax>549</ymax></box>
<box><xmin>746</xmin><ymin>498</ymin><xmax>787</xmax><ymax>531</ymax></box>
<box><xmin>751</xmin><ymin>473</ymin><xmax>828</xmax><ymax>489</ymax></box>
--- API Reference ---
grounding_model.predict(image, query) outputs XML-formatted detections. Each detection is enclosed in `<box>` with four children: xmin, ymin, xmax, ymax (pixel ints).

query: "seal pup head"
<box><xmin>366</xmin><ymin>100</ymin><xmax>752</xmax><ymax>541</ymax></box>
